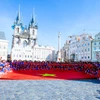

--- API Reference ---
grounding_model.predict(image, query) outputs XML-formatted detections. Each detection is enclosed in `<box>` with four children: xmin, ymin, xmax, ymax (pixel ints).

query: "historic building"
<box><xmin>76</xmin><ymin>34</ymin><xmax>93</xmax><ymax>61</ymax></box>
<box><xmin>33</xmin><ymin>45</ymin><xmax>55</xmax><ymax>61</ymax></box>
<box><xmin>11</xmin><ymin>8</ymin><xmax>55</xmax><ymax>61</ymax></box>
<box><xmin>0</xmin><ymin>31</ymin><xmax>8</xmax><ymax>60</ymax></box>
<box><xmin>62</xmin><ymin>33</ymin><xmax>93</xmax><ymax>62</ymax></box>
<box><xmin>92</xmin><ymin>32</ymin><xmax>100</xmax><ymax>62</ymax></box>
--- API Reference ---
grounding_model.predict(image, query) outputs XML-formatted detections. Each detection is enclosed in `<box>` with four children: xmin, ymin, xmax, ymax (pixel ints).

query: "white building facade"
<box><xmin>11</xmin><ymin>8</ymin><xmax>56</xmax><ymax>61</ymax></box>
<box><xmin>33</xmin><ymin>45</ymin><xmax>55</xmax><ymax>61</ymax></box>
<box><xmin>76</xmin><ymin>34</ymin><xmax>92</xmax><ymax>61</ymax></box>
<box><xmin>0</xmin><ymin>31</ymin><xmax>8</xmax><ymax>60</ymax></box>
<box><xmin>92</xmin><ymin>32</ymin><xmax>100</xmax><ymax>62</ymax></box>
<box><xmin>62</xmin><ymin>33</ymin><xmax>93</xmax><ymax>62</ymax></box>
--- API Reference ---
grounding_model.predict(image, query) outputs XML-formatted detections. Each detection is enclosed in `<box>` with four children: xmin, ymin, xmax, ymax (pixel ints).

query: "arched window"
<box><xmin>23</xmin><ymin>40</ymin><xmax>27</xmax><ymax>47</ymax></box>
<box><xmin>17</xmin><ymin>38</ymin><xmax>21</xmax><ymax>44</ymax></box>
<box><xmin>16</xmin><ymin>27</ymin><xmax>19</xmax><ymax>33</ymax></box>
<box><xmin>33</xmin><ymin>30</ymin><xmax>34</xmax><ymax>35</ymax></box>
<box><xmin>28</xmin><ymin>38</ymin><xmax>31</xmax><ymax>45</ymax></box>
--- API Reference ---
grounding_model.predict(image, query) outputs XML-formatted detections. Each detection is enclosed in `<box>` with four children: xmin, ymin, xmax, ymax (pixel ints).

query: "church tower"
<box><xmin>28</xmin><ymin>11</ymin><xmax>38</xmax><ymax>46</ymax></box>
<box><xmin>11</xmin><ymin>7</ymin><xmax>56</xmax><ymax>62</ymax></box>
<box><xmin>11</xmin><ymin>6</ymin><xmax>34</xmax><ymax>61</ymax></box>
<box><xmin>11</xmin><ymin>5</ymin><xmax>24</xmax><ymax>48</ymax></box>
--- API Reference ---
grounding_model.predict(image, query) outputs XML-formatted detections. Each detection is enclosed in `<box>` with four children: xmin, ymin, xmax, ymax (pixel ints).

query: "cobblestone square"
<box><xmin>0</xmin><ymin>79</ymin><xmax>100</xmax><ymax>100</ymax></box>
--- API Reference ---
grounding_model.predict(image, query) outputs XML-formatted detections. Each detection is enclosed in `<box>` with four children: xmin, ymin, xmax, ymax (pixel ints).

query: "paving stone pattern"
<box><xmin>0</xmin><ymin>79</ymin><xmax>100</xmax><ymax>100</ymax></box>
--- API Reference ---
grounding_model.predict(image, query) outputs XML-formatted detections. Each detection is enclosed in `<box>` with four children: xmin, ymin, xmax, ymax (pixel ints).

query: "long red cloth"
<box><xmin>0</xmin><ymin>69</ymin><xmax>97</xmax><ymax>80</ymax></box>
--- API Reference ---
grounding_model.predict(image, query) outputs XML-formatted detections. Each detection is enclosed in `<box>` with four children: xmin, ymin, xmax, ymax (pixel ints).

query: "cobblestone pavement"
<box><xmin>0</xmin><ymin>79</ymin><xmax>100</xmax><ymax>100</ymax></box>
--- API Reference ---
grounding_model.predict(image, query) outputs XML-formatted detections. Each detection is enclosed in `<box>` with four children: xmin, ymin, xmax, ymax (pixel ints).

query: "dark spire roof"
<box><xmin>31</xmin><ymin>14</ymin><xmax>34</xmax><ymax>24</ymax></box>
<box><xmin>12</xmin><ymin>5</ymin><xmax>25</xmax><ymax>30</ymax></box>
<box><xmin>15</xmin><ymin>5</ymin><xmax>21</xmax><ymax>24</ymax></box>
<box><xmin>28</xmin><ymin>13</ymin><xmax>38</xmax><ymax>29</ymax></box>
<box><xmin>16</xmin><ymin>13</ymin><xmax>20</xmax><ymax>22</ymax></box>
<box><xmin>15</xmin><ymin>9</ymin><xmax>20</xmax><ymax>24</ymax></box>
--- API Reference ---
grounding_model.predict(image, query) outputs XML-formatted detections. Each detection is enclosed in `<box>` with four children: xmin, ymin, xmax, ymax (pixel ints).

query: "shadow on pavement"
<box><xmin>95</xmin><ymin>90</ymin><xmax>100</xmax><ymax>99</ymax></box>
<box><xmin>72</xmin><ymin>79</ymin><xmax>100</xmax><ymax>84</ymax></box>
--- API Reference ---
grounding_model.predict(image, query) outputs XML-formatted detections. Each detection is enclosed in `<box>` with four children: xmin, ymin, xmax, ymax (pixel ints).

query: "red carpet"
<box><xmin>0</xmin><ymin>69</ymin><xmax>97</xmax><ymax>80</ymax></box>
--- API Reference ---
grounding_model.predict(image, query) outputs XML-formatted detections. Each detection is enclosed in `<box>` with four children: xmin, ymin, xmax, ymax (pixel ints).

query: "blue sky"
<box><xmin>0</xmin><ymin>0</ymin><xmax>100</xmax><ymax>53</ymax></box>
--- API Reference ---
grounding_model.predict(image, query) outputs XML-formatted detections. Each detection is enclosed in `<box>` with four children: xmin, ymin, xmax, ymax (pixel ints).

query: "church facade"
<box><xmin>11</xmin><ymin>8</ymin><xmax>56</xmax><ymax>61</ymax></box>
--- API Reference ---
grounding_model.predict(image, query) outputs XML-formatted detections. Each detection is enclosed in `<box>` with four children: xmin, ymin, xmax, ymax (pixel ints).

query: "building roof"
<box><xmin>95</xmin><ymin>32</ymin><xmax>100</xmax><ymax>37</ymax></box>
<box><xmin>0</xmin><ymin>31</ymin><xmax>6</xmax><ymax>40</ymax></box>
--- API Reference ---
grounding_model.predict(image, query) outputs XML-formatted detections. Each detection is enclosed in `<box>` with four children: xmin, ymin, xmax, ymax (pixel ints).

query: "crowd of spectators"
<box><xmin>0</xmin><ymin>56</ymin><xmax>100</xmax><ymax>79</ymax></box>
<box><xmin>11</xmin><ymin>60</ymin><xmax>100</xmax><ymax>77</ymax></box>
<box><xmin>0</xmin><ymin>57</ymin><xmax>12</xmax><ymax>75</ymax></box>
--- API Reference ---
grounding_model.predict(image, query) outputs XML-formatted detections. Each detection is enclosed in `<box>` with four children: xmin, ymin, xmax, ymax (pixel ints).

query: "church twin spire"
<box><xmin>12</xmin><ymin>6</ymin><xmax>38</xmax><ymax>30</ymax></box>
<box><xmin>29</xmin><ymin>8</ymin><xmax>38</xmax><ymax>29</ymax></box>
<box><xmin>15</xmin><ymin>5</ymin><xmax>21</xmax><ymax>25</ymax></box>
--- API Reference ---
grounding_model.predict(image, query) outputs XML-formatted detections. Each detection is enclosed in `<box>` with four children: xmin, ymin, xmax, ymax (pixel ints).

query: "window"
<box><xmin>33</xmin><ymin>30</ymin><xmax>35</xmax><ymax>35</ymax></box>
<box><xmin>94</xmin><ymin>42</ymin><xmax>96</xmax><ymax>45</ymax></box>
<box><xmin>85</xmin><ymin>57</ymin><xmax>86</xmax><ymax>59</ymax></box>
<box><xmin>23</xmin><ymin>40</ymin><xmax>27</xmax><ymax>47</ymax></box>
<box><xmin>85</xmin><ymin>49</ymin><xmax>86</xmax><ymax>52</ymax></box>
<box><xmin>28</xmin><ymin>39</ymin><xmax>31</xmax><ymax>45</ymax></box>
<box><xmin>88</xmin><ymin>56</ymin><xmax>90</xmax><ymax>59</ymax></box>
<box><xmin>99</xmin><ymin>42</ymin><xmax>100</xmax><ymax>45</ymax></box>
<box><xmin>85</xmin><ymin>44</ymin><xmax>86</xmax><ymax>46</ymax></box>
<box><xmin>17</xmin><ymin>38</ymin><xmax>21</xmax><ymax>44</ymax></box>
<box><xmin>94</xmin><ymin>47</ymin><xmax>96</xmax><ymax>50</ymax></box>
<box><xmin>16</xmin><ymin>27</ymin><xmax>19</xmax><ymax>33</ymax></box>
<box><xmin>88</xmin><ymin>48</ymin><xmax>90</xmax><ymax>51</ymax></box>
<box><xmin>88</xmin><ymin>43</ymin><xmax>90</xmax><ymax>45</ymax></box>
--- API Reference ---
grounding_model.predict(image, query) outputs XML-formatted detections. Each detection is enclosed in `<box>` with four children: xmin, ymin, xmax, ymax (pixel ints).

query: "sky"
<box><xmin>0</xmin><ymin>0</ymin><xmax>100</xmax><ymax>53</ymax></box>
